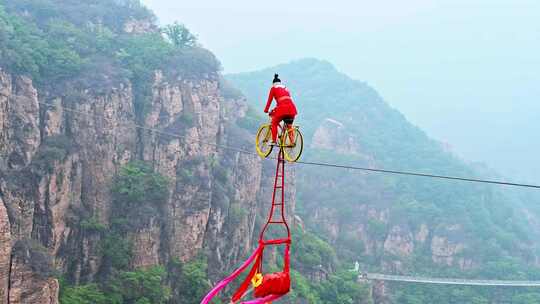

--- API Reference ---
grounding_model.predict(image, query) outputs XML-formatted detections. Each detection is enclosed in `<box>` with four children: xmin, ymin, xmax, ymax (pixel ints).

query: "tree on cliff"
<box><xmin>162</xmin><ymin>22</ymin><xmax>197</xmax><ymax>48</ymax></box>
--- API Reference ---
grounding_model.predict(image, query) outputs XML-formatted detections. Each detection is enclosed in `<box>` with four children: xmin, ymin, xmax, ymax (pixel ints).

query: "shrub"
<box><xmin>116</xmin><ymin>32</ymin><xmax>173</xmax><ymax>118</ymax></box>
<box><xmin>80</xmin><ymin>217</ymin><xmax>107</xmax><ymax>233</ymax></box>
<box><xmin>60</xmin><ymin>267</ymin><xmax>171</xmax><ymax>304</ymax></box>
<box><xmin>178</xmin><ymin>168</ymin><xmax>197</xmax><ymax>184</ymax></box>
<box><xmin>34</xmin><ymin>146</ymin><xmax>66</xmax><ymax>166</ymax></box>
<box><xmin>367</xmin><ymin>218</ymin><xmax>387</xmax><ymax>241</ymax></box>
<box><xmin>108</xmin><ymin>266</ymin><xmax>171</xmax><ymax>304</ymax></box>
<box><xmin>60</xmin><ymin>283</ymin><xmax>108</xmax><ymax>304</ymax></box>
<box><xmin>31</xmin><ymin>135</ymin><xmax>72</xmax><ymax>172</ymax></box>
<box><xmin>161</xmin><ymin>22</ymin><xmax>197</xmax><ymax>48</ymax></box>
<box><xmin>0</xmin><ymin>5</ymin><xmax>84</xmax><ymax>83</ymax></box>
<box><xmin>318</xmin><ymin>271</ymin><xmax>372</xmax><ymax>304</ymax></box>
<box><xmin>112</xmin><ymin>161</ymin><xmax>169</xmax><ymax>207</ymax></box>
<box><xmin>175</xmin><ymin>257</ymin><xmax>211</xmax><ymax>304</ymax></box>
<box><xmin>212</xmin><ymin>163</ymin><xmax>229</xmax><ymax>184</ymax></box>
<box><xmin>288</xmin><ymin>270</ymin><xmax>321</xmax><ymax>303</ymax></box>
<box><xmin>100</xmin><ymin>233</ymin><xmax>132</xmax><ymax>270</ymax></box>
<box><xmin>293</xmin><ymin>229</ymin><xmax>337</xmax><ymax>269</ymax></box>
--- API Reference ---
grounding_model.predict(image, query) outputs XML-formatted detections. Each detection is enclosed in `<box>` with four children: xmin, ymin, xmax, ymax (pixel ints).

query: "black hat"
<box><xmin>273</xmin><ymin>74</ymin><xmax>281</xmax><ymax>83</ymax></box>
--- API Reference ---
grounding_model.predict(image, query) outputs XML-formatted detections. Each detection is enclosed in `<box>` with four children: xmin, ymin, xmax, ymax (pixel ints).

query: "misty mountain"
<box><xmin>228</xmin><ymin>58</ymin><xmax>540</xmax><ymax>303</ymax></box>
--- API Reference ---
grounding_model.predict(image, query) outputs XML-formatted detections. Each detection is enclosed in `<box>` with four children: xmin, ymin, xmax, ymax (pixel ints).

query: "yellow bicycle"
<box><xmin>255</xmin><ymin>117</ymin><xmax>303</xmax><ymax>162</ymax></box>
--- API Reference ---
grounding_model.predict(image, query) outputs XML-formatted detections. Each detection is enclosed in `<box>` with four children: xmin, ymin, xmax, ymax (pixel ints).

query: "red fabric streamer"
<box><xmin>232</xmin><ymin>246</ymin><xmax>264</xmax><ymax>302</ymax></box>
<box><xmin>254</xmin><ymin>271</ymin><xmax>291</xmax><ymax>298</ymax></box>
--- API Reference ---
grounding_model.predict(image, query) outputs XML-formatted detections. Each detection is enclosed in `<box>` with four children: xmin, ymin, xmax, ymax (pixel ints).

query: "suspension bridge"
<box><xmin>361</xmin><ymin>273</ymin><xmax>540</xmax><ymax>287</ymax></box>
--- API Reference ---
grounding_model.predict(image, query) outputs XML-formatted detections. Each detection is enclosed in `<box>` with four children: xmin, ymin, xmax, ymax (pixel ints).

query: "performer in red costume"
<box><xmin>264</xmin><ymin>74</ymin><xmax>298</xmax><ymax>145</ymax></box>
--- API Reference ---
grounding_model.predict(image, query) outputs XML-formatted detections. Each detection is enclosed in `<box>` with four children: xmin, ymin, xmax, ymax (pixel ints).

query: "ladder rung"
<box><xmin>275</xmin><ymin>186</ymin><xmax>283</xmax><ymax>189</ymax></box>
<box><xmin>269</xmin><ymin>221</ymin><xmax>285</xmax><ymax>224</ymax></box>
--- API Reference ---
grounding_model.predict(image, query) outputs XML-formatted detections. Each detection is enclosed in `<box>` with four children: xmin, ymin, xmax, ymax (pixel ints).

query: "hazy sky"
<box><xmin>142</xmin><ymin>0</ymin><xmax>540</xmax><ymax>183</ymax></box>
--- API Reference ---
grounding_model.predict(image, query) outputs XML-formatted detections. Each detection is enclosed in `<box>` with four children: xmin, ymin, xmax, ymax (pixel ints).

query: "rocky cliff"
<box><xmin>0</xmin><ymin>197</ymin><xmax>11</xmax><ymax>303</ymax></box>
<box><xmin>0</xmin><ymin>62</ymin><xmax>291</xmax><ymax>302</ymax></box>
<box><xmin>0</xmin><ymin>1</ymin><xmax>304</xmax><ymax>302</ymax></box>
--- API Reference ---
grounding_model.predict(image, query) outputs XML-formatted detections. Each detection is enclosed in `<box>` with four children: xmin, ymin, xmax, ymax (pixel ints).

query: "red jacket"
<box><xmin>264</xmin><ymin>84</ymin><xmax>298</xmax><ymax>116</ymax></box>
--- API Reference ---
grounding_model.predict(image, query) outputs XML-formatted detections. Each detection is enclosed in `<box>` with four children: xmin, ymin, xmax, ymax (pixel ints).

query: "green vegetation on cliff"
<box><xmin>113</xmin><ymin>162</ymin><xmax>169</xmax><ymax>207</ymax></box>
<box><xmin>0</xmin><ymin>0</ymin><xmax>220</xmax><ymax>117</ymax></box>
<box><xmin>288</xmin><ymin>229</ymin><xmax>373</xmax><ymax>304</ymax></box>
<box><xmin>60</xmin><ymin>266</ymin><xmax>170</xmax><ymax>304</ymax></box>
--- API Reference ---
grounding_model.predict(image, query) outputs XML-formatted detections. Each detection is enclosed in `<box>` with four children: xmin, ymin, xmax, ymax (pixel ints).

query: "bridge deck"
<box><xmin>363</xmin><ymin>273</ymin><xmax>540</xmax><ymax>287</ymax></box>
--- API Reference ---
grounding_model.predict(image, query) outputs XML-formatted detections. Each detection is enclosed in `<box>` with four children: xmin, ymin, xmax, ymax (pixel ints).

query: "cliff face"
<box><xmin>0</xmin><ymin>198</ymin><xmax>10</xmax><ymax>303</ymax></box>
<box><xmin>311</xmin><ymin>118</ymin><xmax>360</xmax><ymax>155</ymax></box>
<box><xmin>8</xmin><ymin>240</ymin><xmax>59</xmax><ymax>304</ymax></box>
<box><xmin>0</xmin><ymin>64</ymin><xmax>288</xmax><ymax>302</ymax></box>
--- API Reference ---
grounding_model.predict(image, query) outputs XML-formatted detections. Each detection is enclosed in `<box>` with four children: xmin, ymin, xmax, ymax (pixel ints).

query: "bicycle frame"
<box><xmin>267</xmin><ymin>117</ymin><xmax>298</xmax><ymax>147</ymax></box>
<box><xmin>256</xmin><ymin>116</ymin><xmax>302</xmax><ymax>162</ymax></box>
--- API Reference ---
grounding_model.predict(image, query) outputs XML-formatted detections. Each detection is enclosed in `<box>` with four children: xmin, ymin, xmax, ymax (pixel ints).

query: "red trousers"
<box><xmin>270</xmin><ymin>110</ymin><xmax>295</xmax><ymax>142</ymax></box>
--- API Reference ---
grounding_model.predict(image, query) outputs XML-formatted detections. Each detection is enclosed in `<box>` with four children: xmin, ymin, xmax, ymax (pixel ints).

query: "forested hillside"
<box><xmin>228</xmin><ymin>59</ymin><xmax>540</xmax><ymax>303</ymax></box>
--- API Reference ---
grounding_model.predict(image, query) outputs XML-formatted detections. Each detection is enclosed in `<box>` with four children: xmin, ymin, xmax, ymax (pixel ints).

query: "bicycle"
<box><xmin>255</xmin><ymin>117</ymin><xmax>304</xmax><ymax>162</ymax></box>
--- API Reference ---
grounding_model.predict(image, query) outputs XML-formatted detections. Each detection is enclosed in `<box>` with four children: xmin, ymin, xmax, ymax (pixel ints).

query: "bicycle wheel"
<box><xmin>282</xmin><ymin>127</ymin><xmax>303</xmax><ymax>162</ymax></box>
<box><xmin>255</xmin><ymin>124</ymin><xmax>273</xmax><ymax>158</ymax></box>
